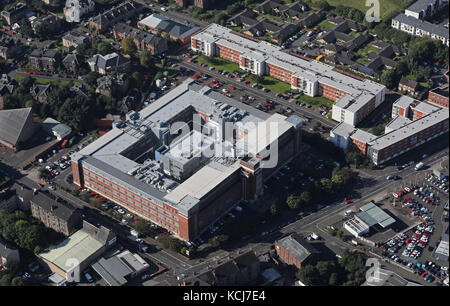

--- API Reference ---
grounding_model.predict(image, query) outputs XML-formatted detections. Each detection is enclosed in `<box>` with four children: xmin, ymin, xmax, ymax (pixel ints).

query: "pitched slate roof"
<box><xmin>0</xmin><ymin>107</ymin><xmax>33</xmax><ymax>147</ymax></box>
<box><xmin>31</xmin><ymin>191</ymin><xmax>79</xmax><ymax>222</ymax></box>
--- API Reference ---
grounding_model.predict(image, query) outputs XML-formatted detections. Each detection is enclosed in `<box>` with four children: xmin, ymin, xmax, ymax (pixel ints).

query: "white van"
<box><xmin>415</xmin><ymin>162</ymin><xmax>424</xmax><ymax>171</ymax></box>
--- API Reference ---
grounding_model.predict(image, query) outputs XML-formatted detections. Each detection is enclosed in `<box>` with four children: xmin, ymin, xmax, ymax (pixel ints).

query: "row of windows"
<box><xmin>85</xmin><ymin>175</ymin><xmax>182</xmax><ymax>226</ymax></box>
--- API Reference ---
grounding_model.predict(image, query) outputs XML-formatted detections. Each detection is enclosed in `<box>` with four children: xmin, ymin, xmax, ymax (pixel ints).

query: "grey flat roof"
<box><xmin>75</xmin><ymin>78</ymin><xmax>298</xmax><ymax>214</ymax></box>
<box><xmin>385</xmin><ymin>116</ymin><xmax>413</xmax><ymax>131</ymax></box>
<box><xmin>357</xmin><ymin>202</ymin><xmax>395</xmax><ymax>228</ymax></box>
<box><xmin>368</xmin><ymin>108</ymin><xmax>449</xmax><ymax>150</ymax></box>
<box><xmin>351</xmin><ymin>129</ymin><xmax>377</xmax><ymax>143</ymax></box>
<box><xmin>331</xmin><ymin>122</ymin><xmax>356</xmax><ymax>138</ymax></box>
<box><xmin>193</xmin><ymin>24</ymin><xmax>386</xmax><ymax>98</ymax></box>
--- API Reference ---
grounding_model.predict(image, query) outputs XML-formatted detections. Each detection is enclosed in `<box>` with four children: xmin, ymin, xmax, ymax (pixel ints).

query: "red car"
<box><xmin>33</xmin><ymin>72</ymin><xmax>37</xmax><ymax>75</ymax></box>
<box><xmin>414</xmin><ymin>233</ymin><xmax>421</xmax><ymax>237</ymax></box>
<box><xmin>346</xmin><ymin>200</ymin><xmax>352</xmax><ymax>204</ymax></box>
<box><xmin>405</xmin><ymin>238</ymin><xmax>410</xmax><ymax>243</ymax></box>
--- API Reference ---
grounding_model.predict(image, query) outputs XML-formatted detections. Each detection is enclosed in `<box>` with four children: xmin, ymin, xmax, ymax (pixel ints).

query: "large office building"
<box><xmin>71</xmin><ymin>79</ymin><xmax>303</xmax><ymax>242</ymax></box>
<box><xmin>191</xmin><ymin>23</ymin><xmax>386</xmax><ymax>127</ymax></box>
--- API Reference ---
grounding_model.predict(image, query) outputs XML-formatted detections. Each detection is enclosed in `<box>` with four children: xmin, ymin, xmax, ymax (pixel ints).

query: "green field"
<box><xmin>197</xmin><ymin>55</ymin><xmax>242</xmax><ymax>73</ymax></box>
<box><xmin>309</xmin><ymin>0</ymin><xmax>415</xmax><ymax>19</ymax></box>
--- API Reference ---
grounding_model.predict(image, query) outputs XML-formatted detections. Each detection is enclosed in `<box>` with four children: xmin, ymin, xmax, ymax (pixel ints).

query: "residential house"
<box><xmin>62</xmin><ymin>53</ymin><xmax>83</xmax><ymax>72</ymax></box>
<box><xmin>275</xmin><ymin>233</ymin><xmax>320</xmax><ymax>269</ymax></box>
<box><xmin>64</xmin><ymin>0</ymin><xmax>95</xmax><ymax>23</ymax></box>
<box><xmin>0</xmin><ymin>35</ymin><xmax>24</xmax><ymax>60</ymax></box>
<box><xmin>0</xmin><ymin>238</ymin><xmax>20</xmax><ymax>267</ymax></box>
<box><xmin>96</xmin><ymin>73</ymin><xmax>129</xmax><ymax>98</ymax></box>
<box><xmin>87</xmin><ymin>52</ymin><xmax>130</xmax><ymax>75</ymax></box>
<box><xmin>1</xmin><ymin>2</ymin><xmax>28</xmax><ymax>25</ymax></box>
<box><xmin>227</xmin><ymin>9</ymin><xmax>259</xmax><ymax>28</ymax></box>
<box><xmin>62</xmin><ymin>31</ymin><xmax>89</xmax><ymax>48</ymax></box>
<box><xmin>30</xmin><ymin>14</ymin><xmax>62</xmax><ymax>34</ymax></box>
<box><xmin>272</xmin><ymin>22</ymin><xmax>300</xmax><ymax>44</ymax></box>
<box><xmin>0</xmin><ymin>189</ymin><xmax>17</xmax><ymax>212</ymax></box>
<box><xmin>138</xmin><ymin>14</ymin><xmax>200</xmax><ymax>44</ymax></box>
<box><xmin>28</xmin><ymin>48</ymin><xmax>61</xmax><ymax>71</ymax></box>
<box><xmin>89</xmin><ymin>1</ymin><xmax>143</xmax><ymax>32</ymax></box>
<box><xmin>30</xmin><ymin>191</ymin><xmax>82</xmax><ymax>236</ymax></box>
<box><xmin>398</xmin><ymin>77</ymin><xmax>420</xmax><ymax>96</ymax></box>
<box><xmin>30</xmin><ymin>83</ymin><xmax>53</xmax><ymax>103</ymax></box>
<box><xmin>113</xmin><ymin>23</ymin><xmax>168</xmax><ymax>55</ymax></box>
<box><xmin>70</xmin><ymin>83</ymin><xmax>89</xmax><ymax>99</ymax></box>
<box><xmin>298</xmin><ymin>11</ymin><xmax>324</xmax><ymax>28</ymax></box>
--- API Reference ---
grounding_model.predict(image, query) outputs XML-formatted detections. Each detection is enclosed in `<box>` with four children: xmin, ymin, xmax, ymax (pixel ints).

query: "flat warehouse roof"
<box><xmin>39</xmin><ymin>230</ymin><xmax>104</xmax><ymax>273</ymax></box>
<box><xmin>163</xmin><ymin>160</ymin><xmax>241</xmax><ymax>205</ymax></box>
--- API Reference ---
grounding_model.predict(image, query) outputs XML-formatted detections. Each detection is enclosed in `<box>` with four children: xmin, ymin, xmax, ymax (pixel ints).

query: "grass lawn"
<box><xmin>298</xmin><ymin>94</ymin><xmax>334</xmax><ymax>109</ymax></box>
<box><xmin>318</xmin><ymin>19</ymin><xmax>334</xmax><ymax>30</ymax></box>
<box><xmin>356</xmin><ymin>57</ymin><xmax>368</xmax><ymax>65</ymax></box>
<box><xmin>231</xmin><ymin>26</ymin><xmax>243</xmax><ymax>32</ymax></box>
<box><xmin>309</xmin><ymin>0</ymin><xmax>415</xmax><ymax>19</ymax></box>
<box><xmin>197</xmin><ymin>55</ymin><xmax>242</xmax><ymax>73</ymax></box>
<box><xmin>358</xmin><ymin>44</ymin><xmax>378</xmax><ymax>56</ymax></box>
<box><xmin>164</xmin><ymin>66</ymin><xmax>179</xmax><ymax>79</ymax></box>
<box><xmin>245</xmin><ymin>75</ymin><xmax>292</xmax><ymax>94</ymax></box>
<box><xmin>14</xmin><ymin>75</ymin><xmax>80</xmax><ymax>86</ymax></box>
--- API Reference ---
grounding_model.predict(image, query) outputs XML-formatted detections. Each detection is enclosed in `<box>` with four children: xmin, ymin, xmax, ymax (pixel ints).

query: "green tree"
<box><xmin>299</xmin><ymin>191</ymin><xmax>312</xmax><ymax>205</ymax></box>
<box><xmin>380</xmin><ymin>69</ymin><xmax>396</xmax><ymax>89</ymax></box>
<box><xmin>296</xmin><ymin>264</ymin><xmax>320</xmax><ymax>286</ymax></box>
<box><xmin>38</xmin><ymin>168</ymin><xmax>51</xmax><ymax>181</ymax></box>
<box><xmin>269</xmin><ymin>203</ymin><xmax>279</xmax><ymax>216</ymax></box>
<box><xmin>140</xmin><ymin>50</ymin><xmax>154</xmax><ymax>70</ymax></box>
<box><xmin>320</xmin><ymin>178</ymin><xmax>334</xmax><ymax>194</ymax></box>
<box><xmin>315</xmin><ymin>0</ymin><xmax>331</xmax><ymax>11</ymax></box>
<box><xmin>0</xmin><ymin>274</ymin><xmax>13</xmax><ymax>286</ymax></box>
<box><xmin>11</xmin><ymin>277</ymin><xmax>26</xmax><ymax>286</ymax></box>
<box><xmin>121</xmin><ymin>37</ymin><xmax>137</xmax><ymax>55</ymax></box>
<box><xmin>134</xmin><ymin>220</ymin><xmax>151</xmax><ymax>237</ymax></box>
<box><xmin>286</xmin><ymin>195</ymin><xmax>301</xmax><ymax>209</ymax></box>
